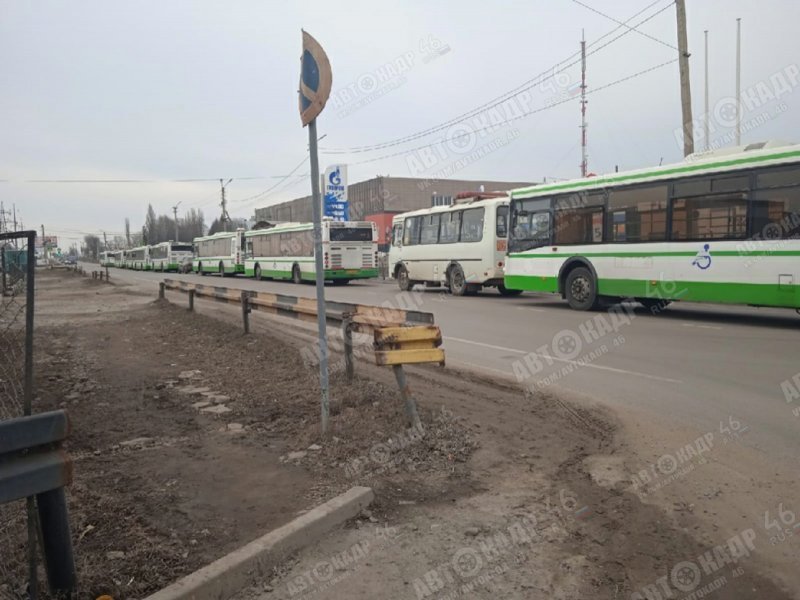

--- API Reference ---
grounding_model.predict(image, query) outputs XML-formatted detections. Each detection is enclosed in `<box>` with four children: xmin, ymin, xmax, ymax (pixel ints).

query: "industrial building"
<box><xmin>253</xmin><ymin>176</ymin><xmax>536</xmax><ymax>248</ymax></box>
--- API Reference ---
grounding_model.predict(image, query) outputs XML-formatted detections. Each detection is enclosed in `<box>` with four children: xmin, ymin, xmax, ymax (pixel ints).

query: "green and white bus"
<box><xmin>126</xmin><ymin>246</ymin><xmax>150</xmax><ymax>270</ymax></box>
<box><xmin>192</xmin><ymin>230</ymin><xmax>246</xmax><ymax>276</ymax></box>
<box><xmin>150</xmin><ymin>241</ymin><xmax>193</xmax><ymax>272</ymax></box>
<box><xmin>505</xmin><ymin>143</ymin><xmax>800</xmax><ymax>311</ymax></box>
<box><xmin>244</xmin><ymin>220</ymin><xmax>378</xmax><ymax>284</ymax></box>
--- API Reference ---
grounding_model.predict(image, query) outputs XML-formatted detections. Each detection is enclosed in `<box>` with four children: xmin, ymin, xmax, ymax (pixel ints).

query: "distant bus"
<box><xmin>243</xmin><ymin>220</ymin><xmax>378</xmax><ymax>284</ymax></box>
<box><xmin>126</xmin><ymin>246</ymin><xmax>150</xmax><ymax>270</ymax></box>
<box><xmin>505</xmin><ymin>143</ymin><xmax>800</xmax><ymax>311</ymax></box>
<box><xmin>150</xmin><ymin>241</ymin><xmax>193</xmax><ymax>272</ymax></box>
<box><xmin>388</xmin><ymin>193</ymin><xmax>519</xmax><ymax>295</ymax></box>
<box><xmin>100</xmin><ymin>250</ymin><xmax>123</xmax><ymax>267</ymax></box>
<box><xmin>192</xmin><ymin>230</ymin><xmax>246</xmax><ymax>276</ymax></box>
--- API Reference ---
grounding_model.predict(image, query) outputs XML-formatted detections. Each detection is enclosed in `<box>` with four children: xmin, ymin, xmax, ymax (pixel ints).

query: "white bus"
<box><xmin>126</xmin><ymin>246</ymin><xmax>150</xmax><ymax>270</ymax></box>
<box><xmin>192</xmin><ymin>230</ymin><xmax>246</xmax><ymax>276</ymax></box>
<box><xmin>388</xmin><ymin>193</ymin><xmax>519</xmax><ymax>295</ymax></box>
<box><xmin>99</xmin><ymin>250</ymin><xmax>122</xmax><ymax>267</ymax></box>
<box><xmin>244</xmin><ymin>220</ymin><xmax>378</xmax><ymax>284</ymax></box>
<box><xmin>149</xmin><ymin>241</ymin><xmax>193</xmax><ymax>272</ymax></box>
<box><xmin>505</xmin><ymin>143</ymin><xmax>800</xmax><ymax>311</ymax></box>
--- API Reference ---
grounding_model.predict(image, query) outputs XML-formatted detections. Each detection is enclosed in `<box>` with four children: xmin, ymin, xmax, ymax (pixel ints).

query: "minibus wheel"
<box><xmin>397</xmin><ymin>265</ymin><xmax>412</xmax><ymax>291</ymax></box>
<box><xmin>448</xmin><ymin>264</ymin><xmax>468</xmax><ymax>296</ymax></box>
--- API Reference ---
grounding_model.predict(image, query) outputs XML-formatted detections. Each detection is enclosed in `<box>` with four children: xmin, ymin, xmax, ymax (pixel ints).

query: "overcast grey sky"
<box><xmin>2</xmin><ymin>0</ymin><xmax>799</xmax><ymax>248</ymax></box>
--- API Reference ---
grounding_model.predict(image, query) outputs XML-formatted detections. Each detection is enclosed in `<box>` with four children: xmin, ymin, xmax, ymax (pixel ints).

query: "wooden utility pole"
<box><xmin>580</xmin><ymin>30</ymin><xmax>588</xmax><ymax>177</ymax></box>
<box><xmin>219</xmin><ymin>179</ymin><xmax>232</xmax><ymax>232</ymax></box>
<box><xmin>676</xmin><ymin>0</ymin><xmax>694</xmax><ymax>156</ymax></box>
<box><xmin>704</xmin><ymin>30</ymin><xmax>710</xmax><ymax>150</ymax></box>
<box><xmin>172</xmin><ymin>201</ymin><xmax>181</xmax><ymax>241</ymax></box>
<box><xmin>735</xmin><ymin>18</ymin><xmax>742</xmax><ymax>146</ymax></box>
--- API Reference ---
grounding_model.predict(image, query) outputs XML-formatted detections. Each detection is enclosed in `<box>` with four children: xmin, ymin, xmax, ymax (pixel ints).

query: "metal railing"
<box><xmin>159</xmin><ymin>279</ymin><xmax>444</xmax><ymax>427</ymax></box>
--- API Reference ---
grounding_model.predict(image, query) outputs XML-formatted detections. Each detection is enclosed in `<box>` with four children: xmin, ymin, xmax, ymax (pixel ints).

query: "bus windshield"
<box><xmin>171</xmin><ymin>244</ymin><xmax>192</xmax><ymax>252</ymax></box>
<box><xmin>329</xmin><ymin>227</ymin><xmax>373</xmax><ymax>242</ymax></box>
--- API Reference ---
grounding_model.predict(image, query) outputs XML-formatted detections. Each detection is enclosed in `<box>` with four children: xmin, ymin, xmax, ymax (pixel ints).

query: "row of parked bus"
<box><xmin>100</xmin><ymin>144</ymin><xmax>800</xmax><ymax>310</ymax></box>
<box><xmin>100</xmin><ymin>220</ymin><xmax>380</xmax><ymax>285</ymax></box>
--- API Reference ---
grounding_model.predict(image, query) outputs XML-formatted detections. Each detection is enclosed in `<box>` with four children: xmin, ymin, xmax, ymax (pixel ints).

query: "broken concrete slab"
<box><xmin>200</xmin><ymin>404</ymin><xmax>232</xmax><ymax>415</ymax></box>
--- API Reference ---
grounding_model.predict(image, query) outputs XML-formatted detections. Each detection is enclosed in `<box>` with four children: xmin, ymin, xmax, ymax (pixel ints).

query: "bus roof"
<box><xmin>244</xmin><ymin>221</ymin><xmax>374</xmax><ymax>236</ymax></box>
<box><xmin>193</xmin><ymin>229</ymin><xmax>244</xmax><ymax>243</ymax></box>
<box><xmin>391</xmin><ymin>194</ymin><xmax>509</xmax><ymax>223</ymax></box>
<box><xmin>511</xmin><ymin>143</ymin><xmax>800</xmax><ymax>200</ymax></box>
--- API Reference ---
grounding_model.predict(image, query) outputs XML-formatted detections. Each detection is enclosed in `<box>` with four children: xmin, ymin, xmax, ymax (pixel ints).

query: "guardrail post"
<box><xmin>342</xmin><ymin>317</ymin><xmax>354</xmax><ymax>382</ymax></box>
<box><xmin>188</xmin><ymin>289</ymin><xmax>195</xmax><ymax>312</ymax></box>
<box><xmin>36</xmin><ymin>487</ymin><xmax>77</xmax><ymax>592</ymax></box>
<box><xmin>158</xmin><ymin>282</ymin><xmax>165</xmax><ymax>300</ymax></box>
<box><xmin>241</xmin><ymin>291</ymin><xmax>251</xmax><ymax>334</ymax></box>
<box><xmin>392</xmin><ymin>365</ymin><xmax>421</xmax><ymax>429</ymax></box>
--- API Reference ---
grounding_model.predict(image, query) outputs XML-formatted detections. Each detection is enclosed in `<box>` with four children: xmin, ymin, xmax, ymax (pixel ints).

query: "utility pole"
<box><xmin>41</xmin><ymin>224</ymin><xmax>47</xmax><ymax>263</ymax></box>
<box><xmin>735</xmin><ymin>17</ymin><xmax>742</xmax><ymax>146</ymax></box>
<box><xmin>676</xmin><ymin>0</ymin><xmax>694</xmax><ymax>156</ymax></box>
<box><xmin>580</xmin><ymin>29</ymin><xmax>588</xmax><ymax>177</ymax></box>
<box><xmin>102</xmin><ymin>231</ymin><xmax>108</xmax><ymax>251</ymax></box>
<box><xmin>704</xmin><ymin>30</ymin><xmax>710</xmax><ymax>150</ymax></box>
<box><xmin>172</xmin><ymin>201</ymin><xmax>182</xmax><ymax>241</ymax></box>
<box><xmin>220</xmin><ymin>179</ymin><xmax>232</xmax><ymax>232</ymax></box>
<box><xmin>12</xmin><ymin>204</ymin><xmax>17</xmax><ymax>231</ymax></box>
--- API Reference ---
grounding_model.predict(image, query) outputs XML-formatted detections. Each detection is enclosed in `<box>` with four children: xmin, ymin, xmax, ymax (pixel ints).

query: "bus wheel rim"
<box><xmin>571</xmin><ymin>276</ymin><xmax>590</xmax><ymax>302</ymax></box>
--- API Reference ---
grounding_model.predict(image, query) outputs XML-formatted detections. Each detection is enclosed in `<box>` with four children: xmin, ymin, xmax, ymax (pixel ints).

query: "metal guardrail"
<box><xmin>159</xmin><ymin>278</ymin><xmax>444</xmax><ymax>427</ymax></box>
<box><xmin>0</xmin><ymin>410</ymin><xmax>76</xmax><ymax>593</ymax></box>
<box><xmin>160</xmin><ymin>278</ymin><xmax>435</xmax><ymax>331</ymax></box>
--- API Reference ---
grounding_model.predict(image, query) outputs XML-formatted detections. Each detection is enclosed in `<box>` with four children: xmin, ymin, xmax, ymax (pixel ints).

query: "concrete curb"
<box><xmin>144</xmin><ymin>486</ymin><xmax>374</xmax><ymax>600</ymax></box>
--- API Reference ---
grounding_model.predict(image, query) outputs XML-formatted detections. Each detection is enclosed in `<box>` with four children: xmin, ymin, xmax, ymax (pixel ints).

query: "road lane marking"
<box><xmin>515</xmin><ymin>306</ymin><xmax>546</xmax><ymax>312</ymax></box>
<box><xmin>443</xmin><ymin>335</ymin><xmax>683</xmax><ymax>384</ymax></box>
<box><xmin>681</xmin><ymin>323</ymin><xmax>723</xmax><ymax>330</ymax></box>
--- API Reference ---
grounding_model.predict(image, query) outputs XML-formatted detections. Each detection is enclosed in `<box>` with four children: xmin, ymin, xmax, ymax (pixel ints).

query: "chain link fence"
<box><xmin>1</xmin><ymin>231</ymin><xmax>38</xmax><ymax>600</ymax></box>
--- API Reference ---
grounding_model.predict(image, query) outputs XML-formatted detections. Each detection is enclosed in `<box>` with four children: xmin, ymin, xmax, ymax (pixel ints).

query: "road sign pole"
<box><xmin>308</xmin><ymin>119</ymin><xmax>330</xmax><ymax>434</ymax></box>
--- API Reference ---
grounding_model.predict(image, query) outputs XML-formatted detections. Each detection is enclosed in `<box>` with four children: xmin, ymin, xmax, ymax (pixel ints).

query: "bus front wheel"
<box><xmin>397</xmin><ymin>265</ymin><xmax>412</xmax><ymax>291</ymax></box>
<box><xmin>565</xmin><ymin>266</ymin><xmax>598</xmax><ymax>311</ymax></box>
<box><xmin>198</xmin><ymin>262</ymin><xmax>206</xmax><ymax>276</ymax></box>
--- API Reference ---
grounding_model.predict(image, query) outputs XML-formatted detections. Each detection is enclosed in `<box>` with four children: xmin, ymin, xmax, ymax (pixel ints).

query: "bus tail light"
<box><xmin>498</xmin><ymin>261</ymin><xmax>503</xmax><ymax>267</ymax></box>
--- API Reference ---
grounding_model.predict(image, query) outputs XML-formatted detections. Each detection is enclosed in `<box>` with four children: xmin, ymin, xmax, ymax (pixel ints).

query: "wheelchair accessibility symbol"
<box><xmin>692</xmin><ymin>244</ymin><xmax>712</xmax><ymax>270</ymax></box>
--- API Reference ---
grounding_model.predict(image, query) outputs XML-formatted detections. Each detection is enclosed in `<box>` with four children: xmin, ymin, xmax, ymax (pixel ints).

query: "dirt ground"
<box><xmin>1</xmin><ymin>269</ymin><xmax>796</xmax><ymax>600</ymax></box>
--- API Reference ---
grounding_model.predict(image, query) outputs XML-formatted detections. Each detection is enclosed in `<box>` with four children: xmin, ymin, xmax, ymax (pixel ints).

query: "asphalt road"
<box><xmin>95</xmin><ymin>264</ymin><xmax>800</xmax><ymax>466</ymax></box>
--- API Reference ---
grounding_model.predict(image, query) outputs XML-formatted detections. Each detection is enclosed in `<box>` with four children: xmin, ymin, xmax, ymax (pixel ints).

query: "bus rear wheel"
<box><xmin>292</xmin><ymin>264</ymin><xmax>302</xmax><ymax>284</ymax></box>
<box><xmin>397</xmin><ymin>265</ymin><xmax>412</xmax><ymax>291</ymax></box>
<box><xmin>332</xmin><ymin>279</ymin><xmax>350</xmax><ymax>286</ymax></box>
<box><xmin>565</xmin><ymin>266</ymin><xmax>598</xmax><ymax>311</ymax></box>
<box><xmin>498</xmin><ymin>284</ymin><xmax>523</xmax><ymax>297</ymax></box>
<box><xmin>448</xmin><ymin>264</ymin><xmax>473</xmax><ymax>296</ymax></box>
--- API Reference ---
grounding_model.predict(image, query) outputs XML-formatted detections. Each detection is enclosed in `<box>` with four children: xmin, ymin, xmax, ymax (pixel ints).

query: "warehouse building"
<box><xmin>253</xmin><ymin>176</ymin><xmax>536</xmax><ymax>248</ymax></box>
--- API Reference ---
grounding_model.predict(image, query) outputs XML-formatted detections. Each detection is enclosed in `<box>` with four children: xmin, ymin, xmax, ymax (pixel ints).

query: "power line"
<box><xmin>570</xmin><ymin>0</ymin><xmax>678</xmax><ymax>51</ymax></box>
<box><xmin>321</xmin><ymin>0</ymin><xmax>673</xmax><ymax>155</ymax></box>
<box><xmin>344</xmin><ymin>58</ymin><xmax>678</xmax><ymax>166</ymax></box>
<box><xmin>7</xmin><ymin>175</ymin><xmax>303</xmax><ymax>184</ymax></box>
<box><xmin>229</xmin><ymin>156</ymin><xmax>310</xmax><ymax>207</ymax></box>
